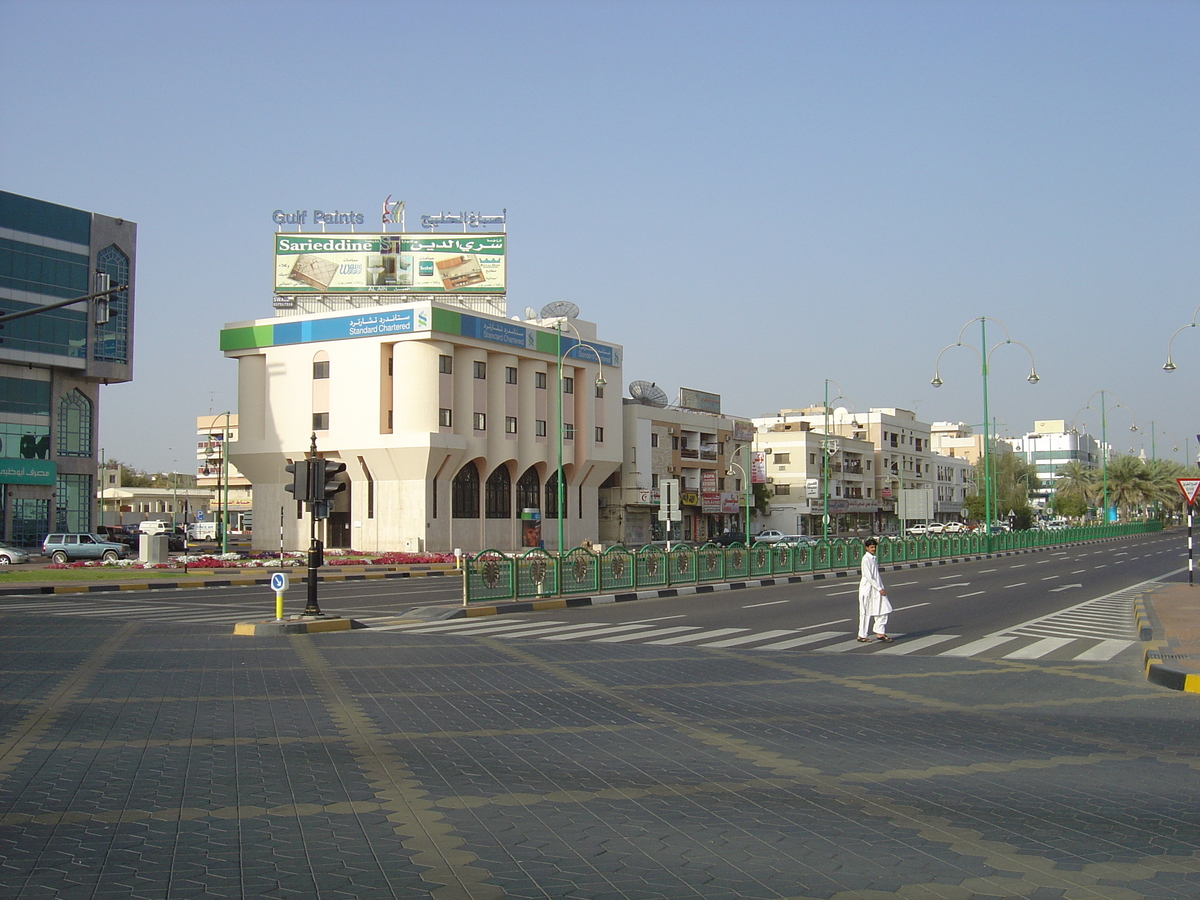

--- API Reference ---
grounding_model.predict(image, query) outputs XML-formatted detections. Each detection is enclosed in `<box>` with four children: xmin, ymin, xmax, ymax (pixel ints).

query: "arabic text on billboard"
<box><xmin>678</xmin><ymin>387</ymin><xmax>721</xmax><ymax>415</ymax></box>
<box><xmin>273</xmin><ymin>233</ymin><xmax>506</xmax><ymax>294</ymax></box>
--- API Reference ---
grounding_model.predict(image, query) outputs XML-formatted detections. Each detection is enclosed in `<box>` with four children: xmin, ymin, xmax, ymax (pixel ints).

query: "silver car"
<box><xmin>0</xmin><ymin>543</ymin><xmax>30</xmax><ymax>565</ymax></box>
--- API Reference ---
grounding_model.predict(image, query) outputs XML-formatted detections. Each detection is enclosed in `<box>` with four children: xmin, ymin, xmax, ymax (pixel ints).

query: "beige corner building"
<box><xmin>221</xmin><ymin>303</ymin><xmax>622</xmax><ymax>554</ymax></box>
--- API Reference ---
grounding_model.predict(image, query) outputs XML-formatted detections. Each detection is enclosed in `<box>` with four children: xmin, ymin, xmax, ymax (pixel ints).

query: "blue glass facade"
<box><xmin>0</xmin><ymin>191</ymin><xmax>135</xmax><ymax>545</ymax></box>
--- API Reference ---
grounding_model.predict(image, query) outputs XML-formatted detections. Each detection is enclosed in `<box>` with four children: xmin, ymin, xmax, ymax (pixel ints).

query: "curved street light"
<box><xmin>818</xmin><ymin>379</ymin><xmax>860</xmax><ymax>541</ymax></box>
<box><xmin>930</xmin><ymin>317</ymin><xmax>1040</xmax><ymax>542</ymax></box>
<box><xmin>1162</xmin><ymin>303</ymin><xmax>1200</xmax><ymax>372</ymax></box>
<box><xmin>553</xmin><ymin>321</ymin><xmax>605</xmax><ymax>557</ymax></box>
<box><xmin>1073</xmin><ymin>391</ymin><xmax>1136</xmax><ymax>523</ymax></box>
<box><xmin>725</xmin><ymin>449</ymin><xmax>753</xmax><ymax>545</ymax></box>
<box><xmin>205</xmin><ymin>412</ymin><xmax>233</xmax><ymax>555</ymax></box>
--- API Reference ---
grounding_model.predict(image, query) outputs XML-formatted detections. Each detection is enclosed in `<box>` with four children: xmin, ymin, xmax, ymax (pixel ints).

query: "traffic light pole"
<box><xmin>303</xmin><ymin>432</ymin><xmax>324</xmax><ymax>616</ymax></box>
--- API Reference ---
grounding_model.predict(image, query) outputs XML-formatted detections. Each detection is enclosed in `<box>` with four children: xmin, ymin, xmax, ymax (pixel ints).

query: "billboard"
<box><xmin>273</xmin><ymin>233</ymin><xmax>505</xmax><ymax>294</ymax></box>
<box><xmin>678</xmin><ymin>387</ymin><xmax>721</xmax><ymax>415</ymax></box>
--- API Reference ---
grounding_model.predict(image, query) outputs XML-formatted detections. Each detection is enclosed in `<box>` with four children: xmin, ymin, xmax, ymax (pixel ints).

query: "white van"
<box><xmin>137</xmin><ymin>520</ymin><xmax>171</xmax><ymax>535</ymax></box>
<box><xmin>187</xmin><ymin>521</ymin><xmax>218</xmax><ymax>541</ymax></box>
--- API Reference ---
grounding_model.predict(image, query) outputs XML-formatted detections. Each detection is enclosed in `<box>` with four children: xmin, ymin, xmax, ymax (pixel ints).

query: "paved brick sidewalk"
<box><xmin>1141</xmin><ymin>581</ymin><xmax>1200</xmax><ymax>692</ymax></box>
<box><xmin>1</xmin><ymin>609</ymin><xmax>1199</xmax><ymax>899</ymax></box>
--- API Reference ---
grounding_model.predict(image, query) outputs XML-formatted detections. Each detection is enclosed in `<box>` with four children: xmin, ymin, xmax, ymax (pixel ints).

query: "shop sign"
<box><xmin>0</xmin><ymin>458</ymin><xmax>56</xmax><ymax>485</ymax></box>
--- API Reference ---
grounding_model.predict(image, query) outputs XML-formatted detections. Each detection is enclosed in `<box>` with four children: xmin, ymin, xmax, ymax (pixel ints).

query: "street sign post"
<box><xmin>270</xmin><ymin>571</ymin><xmax>289</xmax><ymax>620</ymax></box>
<box><xmin>1177</xmin><ymin>479</ymin><xmax>1200</xmax><ymax>587</ymax></box>
<box><xmin>658</xmin><ymin>478</ymin><xmax>681</xmax><ymax>549</ymax></box>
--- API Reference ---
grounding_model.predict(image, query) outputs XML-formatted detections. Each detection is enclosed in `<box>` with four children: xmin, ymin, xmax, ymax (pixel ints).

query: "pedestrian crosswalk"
<box><xmin>0</xmin><ymin>595</ymin><xmax>251</xmax><ymax>626</ymax></box>
<box><xmin>364</xmin><ymin>586</ymin><xmax>1144</xmax><ymax>662</ymax></box>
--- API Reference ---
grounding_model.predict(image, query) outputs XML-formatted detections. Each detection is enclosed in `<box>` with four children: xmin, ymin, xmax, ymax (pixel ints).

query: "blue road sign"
<box><xmin>270</xmin><ymin>572</ymin><xmax>288</xmax><ymax>592</ymax></box>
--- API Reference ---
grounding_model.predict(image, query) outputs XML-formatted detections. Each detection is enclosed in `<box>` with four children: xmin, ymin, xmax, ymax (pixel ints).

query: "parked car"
<box><xmin>42</xmin><ymin>533</ymin><xmax>130</xmax><ymax>563</ymax></box>
<box><xmin>905</xmin><ymin>524</ymin><xmax>929</xmax><ymax>536</ymax></box>
<box><xmin>97</xmin><ymin>525</ymin><xmax>137</xmax><ymax>547</ymax></box>
<box><xmin>0</xmin><ymin>542</ymin><xmax>31</xmax><ymax>565</ymax></box>
<box><xmin>753</xmin><ymin>530</ymin><xmax>788</xmax><ymax>544</ymax></box>
<box><xmin>941</xmin><ymin>522</ymin><xmax>968</xmax><ymax>534</ymax></box>
<box><xmin>712</xmin><ymin>532</ymin><xmax>747</xmax><ymax>547</ymax></box>
<box><xmin>926</xmin><ymin>522</ymin><xmax>946</xmax><ymax>535</ymax></box>
<box><xmin>778</xmin><ymin>535</ymin><xmax>820</xmax><ymax>547</ymax></box>
<box><xmin>137</xmin><ymin>520</ymin><xmax>172</xmax><ymax>535</ymax></box>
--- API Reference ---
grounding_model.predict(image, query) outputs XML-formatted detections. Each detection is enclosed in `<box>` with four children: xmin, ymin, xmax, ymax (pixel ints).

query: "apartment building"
<box><xmin>1004</xmin><ymin>420</ymin><xmax>1100</xmax><ymax>509</ymax></box>
<box><xmin>599</xmin><ymin>399</ymin><xmax>751</xmax><ymax>545</ymax></box>
<box><xmin>750</xmin><ymin>416</ymin><xmax>878</xmax><ymax>536</ymax></box>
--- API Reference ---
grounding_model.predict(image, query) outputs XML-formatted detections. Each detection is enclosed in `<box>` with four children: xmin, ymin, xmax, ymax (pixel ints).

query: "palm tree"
<box><xmin>1053</xmin><ymin>460</ymin><xmax>1098</xmax><ymax>518</ymax></box>
<box><xmin>1104</xmin><ymin>455</ymin><xmax>1156</xmax><ymax>521</ymax></box>
<box><xmin>1145</xmin><ymin>458</ymin><xmax>1188</xmax><ymax>520</ymax></box>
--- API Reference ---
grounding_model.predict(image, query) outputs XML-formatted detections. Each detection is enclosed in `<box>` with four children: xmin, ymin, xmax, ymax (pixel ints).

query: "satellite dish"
<box><xmin>523</xmin><ymin>306</ymin><xmax>538</xmax><ymax>321</ymax></box>
<box><xmin>628</xmin><ymin>380</ymin><xmax>669</xmax><ymax>408</ymax></box>
<box><xmin>540</xmin><ymin>300</ymin><xmax>580</xmax><ymax>319</ymax></box>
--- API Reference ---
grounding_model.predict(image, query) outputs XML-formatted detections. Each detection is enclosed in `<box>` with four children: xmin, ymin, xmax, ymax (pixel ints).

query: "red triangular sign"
<box><xmin>1178</xmin><ymin>478</ymin><xmax>1200</xmax><ymax>504</ymax></box>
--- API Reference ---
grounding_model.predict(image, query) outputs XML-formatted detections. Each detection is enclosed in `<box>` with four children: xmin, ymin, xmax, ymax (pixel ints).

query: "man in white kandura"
<box><xmin>857</xmin><ymin>537</ymin><xmax>893</xmax><ymax>642</ymax></box>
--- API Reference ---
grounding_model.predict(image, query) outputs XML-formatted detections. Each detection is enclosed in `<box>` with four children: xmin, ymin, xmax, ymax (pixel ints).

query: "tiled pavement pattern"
<box><xmin>1</xmin><ymin>616</ymin><xmax>1199</xmax><ymax>899</ymax></box>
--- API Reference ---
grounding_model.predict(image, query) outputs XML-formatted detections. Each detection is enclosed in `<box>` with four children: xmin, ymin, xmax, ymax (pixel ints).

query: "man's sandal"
<box><xmin>874</xmin><ymin>634</ymin><xmax>893</xmax><ymax>643</ymax></box>
<box><xmin>856</xmin><ymin>636</ymin><xmax>871</xmax><ymax>642</ymax></box>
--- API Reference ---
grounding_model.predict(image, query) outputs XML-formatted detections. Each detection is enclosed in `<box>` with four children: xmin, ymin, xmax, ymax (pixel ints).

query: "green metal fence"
<box><xmin>464</xmin><ymin>520</ymin><xmax>1163</xmax><ymax>604</ymax></box>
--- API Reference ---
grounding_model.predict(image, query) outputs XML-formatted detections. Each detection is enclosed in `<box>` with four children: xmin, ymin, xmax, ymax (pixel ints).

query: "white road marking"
<box><xmin>698</xmin><ymin>629</ymin><xmax>798</xmax><ymax>648</ymax></box>
<box><xmin>874</xmin><ymin>634</ymin><xmax>960</xmax><ymax>655</ymax></box>
<box><xmin>1003</xmin><ymin>637</ymin><xmax>1074</xmax><ymax>659</ymax></box>
<box><xmin>647</xmin><ymin>628</ymin><xmax>748</xmax><ymax>645</ymax></box>
<box><xmin>594</xmin><ymin>626</ymin><xmax>701</xmax><ymax>643</ymax></box>
<box><xmin>938</xmin><ymin>636</ymin><xmax>1021</xmax><ymax>657</ymax></box>
<box><xmin>754</xmin><ymin>631</ymin><xmax>844</xmax><ymax>650</ymax></box>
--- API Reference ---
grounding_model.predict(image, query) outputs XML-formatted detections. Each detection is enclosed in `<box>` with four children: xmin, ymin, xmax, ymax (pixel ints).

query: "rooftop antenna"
<box><xmin>628</xmin><ymin>380</ymin><xmax>669</xmax><ymax>408</ymax></box>
<box><xmin>540</xmin><ymin>300</ymin><xmax>579</xmax><ymax>319</ymax></box>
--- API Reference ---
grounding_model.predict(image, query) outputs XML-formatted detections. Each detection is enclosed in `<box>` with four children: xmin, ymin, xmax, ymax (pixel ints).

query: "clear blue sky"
<box><xmin>2</xmin><ymin>0</ymin><xmax>1197</xmax><ymax>473</ymax></box>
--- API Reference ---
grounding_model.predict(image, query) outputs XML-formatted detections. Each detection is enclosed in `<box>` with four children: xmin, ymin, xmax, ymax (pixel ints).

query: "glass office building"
<box><xmin>0</xmin><ymin>191</ymin><xmax>135</xmax><ymax>546</ymax></box>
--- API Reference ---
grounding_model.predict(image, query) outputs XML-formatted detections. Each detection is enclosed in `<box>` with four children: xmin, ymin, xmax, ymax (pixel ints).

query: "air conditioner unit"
<box><xmin>766</xmin><ymin>477</ymin><xmax>774</xmax><ymax>483</ymax></box>
<box><xmin>669</xmin><ymin>428</ymin><xmax>676</xmax><ymax>434</ymax></box>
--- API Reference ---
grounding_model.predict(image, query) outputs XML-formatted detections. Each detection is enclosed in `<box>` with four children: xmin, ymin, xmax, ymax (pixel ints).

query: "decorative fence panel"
<box><xmin>464</xmin><ymin>521</ymin><xmax>1163</xmax><ymax>603</ymax></box>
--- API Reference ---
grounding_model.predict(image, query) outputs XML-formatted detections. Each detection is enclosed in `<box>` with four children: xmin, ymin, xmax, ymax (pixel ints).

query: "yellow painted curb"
<box><xmin>233</xmin><ymin>617</ymin><xmax>353</xmax><ymax>636</ymax></box>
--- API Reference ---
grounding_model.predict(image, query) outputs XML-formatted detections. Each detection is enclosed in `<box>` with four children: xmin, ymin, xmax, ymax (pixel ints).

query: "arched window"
<box><xmin>545</xmin><ymin>471</ymin><xmax>567</xmax><ymax>520</ymax></box>
<box><xmin>94</xmin><ymin>245</ymin><xmax>129</xmax><ymax>363</ymax></box>
<box><xmin>516</xmin><ymin>467</ymin><xmax>540</xmax><ymax>512</ymax></box>
<box><xmin>57</xmin><ymin>389</ymin><xmax>92</xmax><ymax>457</ymax></box>
<box><xmin>452</xmin><ymin>462</ymin><xmax>480</xmax><ymax>518</ymax></box>
<box><xmin>485</xmin><ymin>465</ymin><xmax>512</xmax><ymax>518</ymax></box>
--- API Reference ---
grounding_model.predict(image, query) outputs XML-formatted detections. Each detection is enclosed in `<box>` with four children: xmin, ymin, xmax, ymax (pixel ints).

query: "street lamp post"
<box><xmin>819</xmin><ymin>380</ymin><xmax>859</xmax><ymax>541</ymax></box>
<box><xmin>207</xmin><ymin>413</ymin><xmax>232</xmax><ymax>554</ymax></box>
<box><xmin>1074</xmin><ymin>392</ymin><xmax>1136</xmax><ymax>523</ymax></box>
<box><xmin>726</xmin><ymin>445</ymin><xmax>753</xmax><ymax>543</ymax></box>
<box><xmin>932</xmin><ymin>317</ymin><xmax>1040</xmax><ymax>544</ymax></box>
<box><xmin>553</xmin><ymin>324</ymin><xmax>604</xmax><ymax>558</ymax></box>
<box><xmin>1162</xmin><ymin>303</ymin><xmax>1200</xmax><ymax>373</ymax></box>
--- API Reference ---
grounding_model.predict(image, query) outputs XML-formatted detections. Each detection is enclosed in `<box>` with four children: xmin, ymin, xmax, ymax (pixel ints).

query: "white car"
<box><xmin>753</xmin><ymin>530</ymin><xmax>788</xmax><ymax>544</ymax></box>
<box><xmin>926</xmin><ymin>522</ymin><xmax>946</xmax><ymax>535</ymax></box>
<box><xmin>905</xmin><ymin>524</ymin><xmax>929</xmax><ymax>536</ymax></box>
<box><xmin>941</xmin><ymin>522</ymin><xmax>968</xmax><ymax>534</ymax></box>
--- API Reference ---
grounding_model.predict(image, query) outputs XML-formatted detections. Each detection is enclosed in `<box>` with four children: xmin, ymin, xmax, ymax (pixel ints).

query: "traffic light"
<box><xmin>284</xmin><ymin>459</ymin><xmax>311</xmax><ymax>502</ymax></box>
<box><xmin>314</xmin><ymin>459</ymin><xmax>347</xmax><ymax>501</ymax></box>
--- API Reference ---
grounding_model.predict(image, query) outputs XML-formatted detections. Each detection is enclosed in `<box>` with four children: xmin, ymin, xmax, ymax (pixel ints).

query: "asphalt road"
<box><xmin>372</xmin><ymin>530</ymin><xmax>1185</xmax><ymax>663</ymax></box>
<box><xmin>0</xmin><ymin>532</ymin><xmax>1184</xmax><ymax>663</ymax></box>
<box><xmin>1</xmin><ymin>530</ymin><xmax>1197</xmax><ymax>899</ymax></box>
